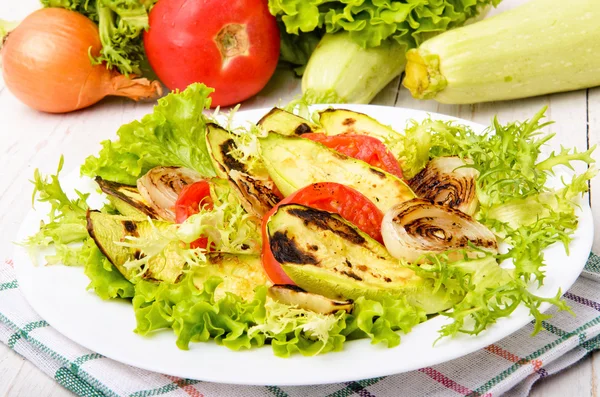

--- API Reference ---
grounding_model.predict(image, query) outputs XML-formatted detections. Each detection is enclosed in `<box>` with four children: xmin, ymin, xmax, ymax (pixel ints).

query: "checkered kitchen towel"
<box><xmin>3</xmin><ymin>254</ymin><xmax>600</xmax><ymax>397</ymax></box>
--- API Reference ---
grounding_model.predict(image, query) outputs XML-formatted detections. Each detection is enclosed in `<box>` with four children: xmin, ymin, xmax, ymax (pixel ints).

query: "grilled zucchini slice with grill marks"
<box><xmin>95</xmin><ymin>177</ymin><xmax>159</xmax><ymax>220</ymax></box>
<box><xmin>259</xmin><ymin>132</ymin><xmax>414</xmax><ymax>213</ymax></box>
<box><xmin>205</xmin><ymin>123</ymin><xmax>280</xmax><ymax>217</ymax></box>
<box><xmin>86</xmin><ymin>211</ymin><xmax>184</xmax><ymax>283</ymax></box>
<box><xmin>257</xmin><ymin>107</ymin><xmax>320</xmax><ymax>136</ymax></box>
<box><xmin>265</xmin><ymin>204</ymin><xmax>458</xmax><ymax>313</ymax></box>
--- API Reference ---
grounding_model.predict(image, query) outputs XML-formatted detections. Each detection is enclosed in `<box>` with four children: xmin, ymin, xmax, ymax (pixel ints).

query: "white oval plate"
<box><xmin>13</xmin><ymin>105</ymin><xmax>593</xmax><ymax>386</ymax></box>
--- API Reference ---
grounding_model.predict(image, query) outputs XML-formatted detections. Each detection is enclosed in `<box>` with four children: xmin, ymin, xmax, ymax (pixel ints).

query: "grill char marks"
<box><xmin>228</xmin><ymin>171</ymin><xmax>280</xmax><ymax>216</ymax></box>
<box><xmin>294</xmin><ymin>123</ymin><xmax>313</xmax><ymax>135</ymax></box>
<box><xmin>286</xmin><ymin>206</ymin><xmax>366</xmax><ymax>245</ymax></box>
<box><xmin>393</xmin><ymin>198</ymin><xmax>498</xmax><ymax>251</ymax></box>
<box><xmin>369</xmin><ymin>167</ymin><xmax>386</xmax><ymax>178</ymax></box>
<box><xmin>408</xmin><ymin>156</ymin><xmax>478</xmax><ymax>215</ymax></box>
<box><xmin>270</xmin><ymin>231</ymin><xmax>319</xmax><ymax>265</ymax></box>
<box><xmin>342</xmin><ymin>118</ymin><xmax>356</xmax><ymax>126</ymax></box>
<box><xmin>219</xmin><ymin>139</ymin><xmax>247</xmax><ymax>173</ymax></box>
<box><xmin>122</xmin><ymin>220</ymin><xmax>139</xmax><ymax>236</ymax></box>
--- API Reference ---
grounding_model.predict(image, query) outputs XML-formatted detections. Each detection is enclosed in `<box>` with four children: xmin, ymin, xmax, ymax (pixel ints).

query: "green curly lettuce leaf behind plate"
<box><xmin>269</xmin><ymin>0</ymin><xmax>502</xmax><ymax>50</ymax></box>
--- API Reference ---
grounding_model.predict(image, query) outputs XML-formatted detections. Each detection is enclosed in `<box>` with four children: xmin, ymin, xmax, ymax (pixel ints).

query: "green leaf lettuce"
<box><xmin>81</xmin><ymin>83</ymin><xmax>217</xmax><ymax>185</ymax></box>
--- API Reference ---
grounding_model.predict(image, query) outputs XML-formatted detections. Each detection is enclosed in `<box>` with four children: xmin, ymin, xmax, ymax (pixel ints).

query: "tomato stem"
<box><xmin>215</xmin><ymin>24</ymin><xmax>249</xmax><ymax>63</ymax></box>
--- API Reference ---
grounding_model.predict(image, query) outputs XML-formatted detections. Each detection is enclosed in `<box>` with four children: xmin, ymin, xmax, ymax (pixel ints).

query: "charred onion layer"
<box><xmin>137</xmin><ymin>166</ymin><xmax>203</xmax><ymax>222</ymax></box>
<box><xmin>409</xmin><ymin>156</ymin><xmax>479</xmax><ymax>216</ymax></box>
<box><xmin>382</xmin><ymin>198</ymin><xmax>497</xmax><ymax>262</ymax></box>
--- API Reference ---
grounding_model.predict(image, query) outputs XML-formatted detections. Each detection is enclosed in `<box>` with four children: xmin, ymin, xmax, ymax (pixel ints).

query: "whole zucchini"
<box><xmin>402</xmin><ymin>0</ymin><xmax>600</xmax><ymax>104</ymax></box>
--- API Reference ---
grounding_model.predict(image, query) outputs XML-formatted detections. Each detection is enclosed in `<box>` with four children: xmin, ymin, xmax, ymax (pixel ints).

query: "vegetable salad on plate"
<box><xmin>26</xmin><ymin>83</ymin><xmax>597</xmax><ymax>357</ymax></box>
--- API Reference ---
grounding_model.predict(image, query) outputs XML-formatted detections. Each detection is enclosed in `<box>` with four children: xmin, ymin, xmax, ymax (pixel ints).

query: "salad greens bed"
<box><xmin>26</xmin><ymin>83</ymin><xmax>596</xmax><ymax>357</ymax></box>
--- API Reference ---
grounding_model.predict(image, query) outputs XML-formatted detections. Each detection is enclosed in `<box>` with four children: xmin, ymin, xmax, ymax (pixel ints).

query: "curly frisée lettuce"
<box><xmin>26</xmin><ymin>156</ymin><xmax>89</xmax><ymax>260</ymax></box>
<box><xmin>402</xmin><ymin>107</ymin><xmax>596</xmax><ymax>287</ymax></box>
<box><xmin>177</xmin><ymin>180</ymin><xmax>262</xmax><ymax>254</ymax></box>
<box><xmin>81</xmin><ymin>84</ymin><xmax>217</xmax><ymax>185</ymax></box>
<box><xmin>410</xmin><ymin>253</ymin><xmax>570</xmax><ymax>339</ymax></box>
<box><xmin>25</xmin><ymin>159</ymin><xmax>134</xmax><ymax>299</ymax></box>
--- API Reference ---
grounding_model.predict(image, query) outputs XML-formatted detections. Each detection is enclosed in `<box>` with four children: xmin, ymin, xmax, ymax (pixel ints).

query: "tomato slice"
<box><xmin>261</xmin><ymin>182</ymin><xmax>385</xmax><ymax>285</ymax></box>
<box><xmin>302</xmin><ymin>133</ymin><xmax>403</xmax><ymax>179</ymax></box>
<box><xmin>174</xmin><ymin>181</ymin><xmax>213</xmax><ymax>249</ymax></box>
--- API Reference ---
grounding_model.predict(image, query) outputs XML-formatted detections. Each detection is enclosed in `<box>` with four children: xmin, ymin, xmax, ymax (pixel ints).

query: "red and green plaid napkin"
<box><xmin>2</xmin><ymin>253</ymin><xmax>600</xmax><ymax>397</ymax></box>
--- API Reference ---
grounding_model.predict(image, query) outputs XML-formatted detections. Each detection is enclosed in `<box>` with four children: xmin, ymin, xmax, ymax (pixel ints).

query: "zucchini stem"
<box><xmin>403</xmin><ymin>50</ymin><xmax>447</xmax><ymax>100</ymax></box>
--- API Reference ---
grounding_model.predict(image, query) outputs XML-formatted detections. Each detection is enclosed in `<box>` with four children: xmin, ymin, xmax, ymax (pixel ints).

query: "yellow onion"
<box><xmin>137</xmin><ymin>167</ymin><xmax>203</xmax><ymax>222</ymax></box>
<box><xmin>1</xmin><ymin>8</ymin><xmax>161</xmax><ymax>113</ymax></box>
<box><xmin>381</xmin><ymin>198</ymin><xmax>497</xmax><ymax>263</ymax></box>
<box><xmin>409</xmin><ymin>156</ymin><xmax>479</xmax><ymax>216</ymax></box>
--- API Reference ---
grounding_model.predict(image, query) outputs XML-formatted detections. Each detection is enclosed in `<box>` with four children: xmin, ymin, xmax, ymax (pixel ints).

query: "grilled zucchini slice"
<box><xmin>319</xmin><ymin>109</ymin><xmax>400</xmax><ymax>141</ymax></box>
<box><xmin>266</xmin><ymin>204</ymin><xmax>458</xmax><ymax>314</ymax></box>
<box><xmin>257</xmin><ymin>107</ymin><xmax>320</xmax><ymax>136</ymax></box>
<box><xmin>95</xmin><ymin>177</ymin><xmax>158</xmax><ymax>220</ymax></box>
<box><xmin>86</xmin><ymin>211</ymin><xmax>184</xmax><ymax>283</ymax></box>
<box><xmin>259</xmin><ymin>132</ymin><xmax>414</xmax><ymax>213</ymax></box>
<box><xmin>205</xmin><ymin>123</ymin><xmax>280</xmax><ymax>216</ymax></box>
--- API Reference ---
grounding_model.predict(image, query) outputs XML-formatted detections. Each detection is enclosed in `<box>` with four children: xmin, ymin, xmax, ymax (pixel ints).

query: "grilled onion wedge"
<box><xmin>382</xmin><ymin>198</ymin><xmax>497</xmax><ymax>263</ymax></box>
<box><xmin>409</xmin><ymin>156</ymin><xmax>479</xmax><ymax>216</ymax></box>
<box><xmin>136</xmin><ymin>166</ymin><xmax>203</xmax><ymax>222</ymax></box>
<box><xmin>268</xmin><ymin>285</ymin><xmax>353</xmax><ymax>315</ymax></box>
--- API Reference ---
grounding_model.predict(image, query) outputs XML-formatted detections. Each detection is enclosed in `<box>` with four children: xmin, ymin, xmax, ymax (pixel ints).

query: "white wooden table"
<box><xmin>1</xmin><ymin>0</ymin><xmax>599</xmax><ymax>395</ymax></box>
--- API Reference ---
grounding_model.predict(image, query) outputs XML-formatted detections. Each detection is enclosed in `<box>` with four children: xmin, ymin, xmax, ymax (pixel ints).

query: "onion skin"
<box><xmin>382</xmin><ymin>198</ymin><xmax>497</xmax><ymax>263</ymax></box>
<box><xmin>1</xmin><ymin>8</ymin><xmax>162</xmax><ymax>114</ymax></box>
<box><xmin>137</xmin><ymin>167</ymin><xmax>203</xmax><ymax>222</ymax></box>
<box><xmin>409</xmin><ymin>156</ymin><xmax>479</xmax><ymax>216</ymax></box>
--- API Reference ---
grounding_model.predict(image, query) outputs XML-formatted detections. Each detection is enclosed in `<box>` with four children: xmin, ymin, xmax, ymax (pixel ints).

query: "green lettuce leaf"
<box><xmin>42</xmin><ymin>0</ymin><xmax>157</xmax><ymax>75</ymax></box>
<box><xmin>81</xmin><ymin>83</ymin><xmax>217</xmax><ymax>185</ymax></box>
<box><xmin>133</xmin><ymin>272</ymin><xmax>427</xmax><ymax>356</ymax></box>
<box><xmin>269</xmin><ymin>0</ymin><xmax>501</xmax><ymax>50</ymax></box>
<box><xmin>344</xmin><ymin>296</ymin><xmax>426</xmax><ymax>348</ymax></box>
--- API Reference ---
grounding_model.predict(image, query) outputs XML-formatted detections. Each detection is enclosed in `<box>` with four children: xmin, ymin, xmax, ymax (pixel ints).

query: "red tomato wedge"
<box><xmin>175</xmin><ymin>181</ymin><xmax>213</xmax><ymax>249</ymax></box>
<box><xmin>261</xmin><ymin>182</ymin><xmax>384</xmax><ymax>285</ymax></box>
<box><xmin>302</xmin><ymin>133</ymin><xmax>404</xmax><ymax>179</ymax></box>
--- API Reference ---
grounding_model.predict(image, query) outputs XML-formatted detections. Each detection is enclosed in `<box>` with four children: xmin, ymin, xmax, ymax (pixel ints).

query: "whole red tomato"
<box><xmin>144</xmin><ymin>0</ymin><xmax>280</xmax><ymax>107</ymax></box>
